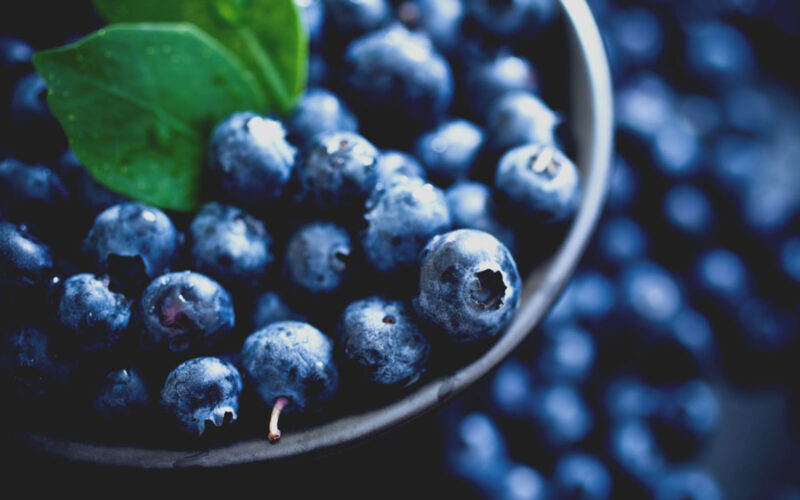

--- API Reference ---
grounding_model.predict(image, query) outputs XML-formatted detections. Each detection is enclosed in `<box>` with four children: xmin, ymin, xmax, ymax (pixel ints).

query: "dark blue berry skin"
<box><xmin>250</xmin><ymin>291</ymin><xmax>307</xmax><ymax>330</ymax></box>
<box><xmin>160</xmin><ymin>357</ymin><xmax>243</xmax><ymax>435</ymax></box>
<box><xmin>361</xmin><ymin>177</ymin><xmax>451</xmax><ymax>273</ymax></box>
<box><xmin>444</xmin><ymin>412</ymin><xmax>510</xmax><ymax>494</ymax></box>
<box><xmin>415</xmin><ymin>229</ymin><xmax>521</xmax><ymax>342</ymax></box>
<box><xmin>0</xmin><ymin>326</ymin><xmax>73</xmax><ymax>403</ymax></box>
<box><xmin>57</xmin><ymin>151</ymin><xmax>126</xmax><ymax>217</ymax></box>
<box><xmin>662</xmin><ymin>184</ymin><xmax>713</xmax><ymax>239</ymax></box>
<box><xmin>55</xmin><ymin>273</ymin><xmax>131</xmax><ymax>354</ymax></box>
<box><xmin>343</xmin><ymin>24</ymin><xmax>454</xmax><ymax>142</ymax></box>
<box><xmin>284</xmin><ymin>222</ymin><xmax>352</xmax><ymax>295</ymax></box>
<box><xmin>189</xmin><ymin>202</ymin><xmax>273</xmax><ymax>290</ymax></box>
<box><xmin>595</xmin><ymin>216</ymin><xmax>647</xmax><ymax>269</ymax></box>
<box><xmin>445</xmin><ymin>181</ymin><xmax>516</xmax><ymax>252</ymax></box>
<box><xmin>138</xmin><ymin>272</ymin><xmax>235</xmax><ymax>356</ymax></box>
<box><xmin>533</xmin><ymin>383</ymin><xmax>593</xmax><ymax>449</ymax></box>
<box><xmin>685</xmin><ymin>21</ymin><xmax>755</xmax><ymax>87</ymax></box>
<box><xmin>495</xmin><ymin>143</ymin><xmax>581</xmax><ymax>223</ymax></box>
<box><xmin>399</xmin><ymin>0</ymin><xmax>464</xmax><ymax>55</ymax></box>
<box><xmin>465</xmin><ymin>53</ymin><xmax>538</xmax><ymax>121</ymax></box>
<box><xmin>93</xmin><ymin>368</ymin><xmax>151</xmax><ymax>422</ymax></box>
<box><xmin>464</xmin><ymin>0</ymin><xmax>558</xmax><ymax>40</ymax></box>
<box><xmin>83</xmin><ymin>203</ymin><xmax>178</xmax><ymax>293</ymax></box>
<box><xmin>501</xmin><ymin>464</ymin><xmax>548</xmax><ymax>500</ymax></box>
<box><xmin>608</xmin><ymin>7</ymin><xmax>663</xmax><ymax>70</ymax></box>
<box><xmin>536</xmin><ymin>323</ymin><xmax>595</xmax><ymax>384</ymax></box>
<box><xmin>618</xmin><ymin>261</ymin><xmax>683</xmax><ymax>332</ymax></box>
<box><xmin>208</xmin><ymin>112</ymin><xmax>295</xmax><ymax>206</ymax></box>
<box><xmin>414</xmin><ymin>119</ymin><xmax>484</xmax><ymax>185</ymax></box>
<box><xmin>693</xmin><ymin>249</ymin><xmax>750</xmax><ymax>308</ymax></box>
<box><xmin>296</xmin><ymin>131</ymin><xmax>380</xmax><ymax>212</ymax></box>
<box><xmin>615</xmin><ymin>73</ymin><xmax>674</xmax><ymax>141</ymax></box>
<box><xmin>553</xmin><ymin>454</ymin><xmax>612</xmax><ymax>500</ymax></box>
<box><xmin>376</xmin><ymin>150</ymin><xmax>426</xmax><ymax>186</ymax></box>
<box><xmin>490</xmin><ymin>359</ymin><xmax>535</xmax><ymax>420</ymax></box>
<box><xmin>284</xmin><ymin>88</ymin><xmax>358</xmax><ymax>148</ymax></box>
<box><xmin>323</xmin><ymin>0</ymin><xmax>390</xmax><ymax>41</ymax></box>
<box><xmin>603</xmin><ymin>376</ymin><xmax>662</xmax><ymax>421</ymax></box>
<box><xmin>0</xmin><ymin>221</ymin><xmax>53</xmax><ymax>292</ymax></box>
<box><xmin>651</xmin><ymin>118</ymin><xmax>701</xmax><ymax>179</ymax></box>
<box><xmin>337</xmin><ymin>297</ymin><xmax>430</xmax><ymax>387</ymax></box>
<box><xmin>241</xmin><ymin>321</ymin><xmax>339</xmax><ymax>413</ymax></box>
<box><xmin>608</xmin><ymin>419</ymin><xmax>666</xmax><ymax>488</ymax></box>
<box><xmin>654</xmin><ymin>469</ymin><xmax>723</xmax><ymax>500</ymax></box>
<box><xmin>653</xmin><ymin>380</ymin><xmax>719</xmax><ymax>458</ymax></box>
<box><xmin>487</xmin><ymin>92</ymin><xmax>559</xmax><ymax>152</ymax></box>
<box><xmin>9</xmin><ymin>73</ymin><xmax>66</xmax><ymax>160</ymax></box>
<box><xmin>0</xmin><ymin>159</ymin><xmax>69</xmax><ymax>237</ymax></box>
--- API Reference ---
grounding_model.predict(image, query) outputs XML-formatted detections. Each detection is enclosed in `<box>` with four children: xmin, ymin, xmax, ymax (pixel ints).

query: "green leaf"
<box><xmin>93</xmin><ymin>0</ymin><xmax>307</xmax><ymax>113</ymax></box>
<box><xmin>33</xmin><ymin>23</ymin><xmax>267</xmax><ymax>211</ymax></box>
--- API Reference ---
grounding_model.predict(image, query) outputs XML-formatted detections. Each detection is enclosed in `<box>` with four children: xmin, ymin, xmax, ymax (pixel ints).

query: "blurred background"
<box><xmin>3</xmin><ymin>0</ymin><xmax>800</xmax><ymax>498</ymax></box>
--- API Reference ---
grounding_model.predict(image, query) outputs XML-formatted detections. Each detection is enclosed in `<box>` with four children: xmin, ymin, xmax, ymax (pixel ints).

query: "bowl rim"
<box><xmin>8</xmin><ymin>0</ymin><xmax>614</xmax><ymax>468</ymax></box>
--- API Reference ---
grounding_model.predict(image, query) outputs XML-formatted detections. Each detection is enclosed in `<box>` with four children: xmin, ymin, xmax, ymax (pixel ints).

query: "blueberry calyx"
<box><xmin>268</xmin><ymin>396</ymin><xmax>291</xmax><ymax>443</ymax></box>
<box><xmin>528</xmin><ymin>146</ymin><xmax>560</xmax><ymax>178</ymax></box>
<box><xmin>472</xmin><ymin>269</ymin><xmax>507</xmax><ymax>310</ymax></box>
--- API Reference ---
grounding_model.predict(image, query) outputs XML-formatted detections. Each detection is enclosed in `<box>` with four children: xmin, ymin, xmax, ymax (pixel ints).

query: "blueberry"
<box><xmin>284</xmin><ymin>222</ymin><xmax>352</xmax><ymax>295</ymax></box>
<box><xmin>9</xmin><ymin>73</ymin><xmax>65</xmax><ymax>159</ymax></box>
<box><xmin>0</xmin><ymin>158</ymin><xmax>69</xmax><ymax>237</ymax></box>
<box><xmin>685</xmin><ymin>21</ymin><xmax>755</xmax><ymax>86</ymax></box>
<box><xmin>83</xmin><ymin>203</ymin><xmax>178</xmax><ymax>293</ymax></box>
<box><xmin>780</xmin><ymin>236</ymin><xmax>800</xmax><ymax>283</ymax></box>
<box><xmin>208</xmin><ymin>112</ymin><xmax>295</xmax><ymax>206</ymax></box>
<box><xmin>606</xmin><ymin>155</ymin><xmax>640</xmax><ymax>213</ymax></box>
<box><xmin>650</xmin><ymin>308</ymin><xmax>717</xmax><ymax>379</ymax></box>
<box><xmin>296</xmin><ymin>131</ymin><xmax>380</xmax><ymax>212</ymax></box>
<box><xmin>608</xmin><ymin>419</ymin><xmax>666</xmax><ymax>487</ymax></box>
<box><xmin>495</xmin><ymin>143</ymin><xmax>581</xmax><ymax>222</ymax></box>
<box><xmin>362</xmin><ymin>177</ymin><xmax>451</xmax><ymax>273</ymax></box>
<box><xmin>296</xmin><ymin>0</ymin><xmax>325</xmax><ymax>47</ymax></box>
<box><xmin>533</xmin><ymin>383</ymin><xmax>593</xmax><ymax>448</ymax></box>
<box><xmin>323</xmin><ymin>0</ymin><xmax>390</xmax><ymax>41</ymax></box>
<box><xmin>603</xmin><ymin>376</ymin><xmax>662</xmax><ymax>420</ymax></box>
<box><xmin>653</xmin><ymin>380</ymin><xmax>719</xmax><ymax>456</ymax></box>
<box><xmin>444</xmin><ymin>412</ymin><xmax>509</xmax><ymax>491</ymax></box>
<box><xmin>338</xmin><ymin>297</ymin><xmax>430</xmax><ymax>387</ymax></box>
<box><xmin>652</xmin><ymin>118</ymin><xmax>701</xmax><ymax>178</ymax></box>
<box><xmin>536</xmin><ymin>323</ymin><xmax>595</xmax><ymax>384</ymax></box>
<box><xmin>595</xmin><ymin>216</ymin><xmax>648</xmax><ymax>268</ymax></box>
<box><xmin>464</xmin><ymin>0</ymin><xmax>558</xmax><ymax>40</ymax></box>
<box><xmin>0</xmin><ymin>221</ymin><xmax>53</xmax><ymax>292</ymax></box>
<box><xmin>724</xmin><ymin>85</ymin><xmax>776</xmax><ymax>135</ymax></box>
<box><xmin>487</xmin><ymin>92</ymin><xmax>559</xmax><ymax>152</ymax></box>
<box><xmin>284</xmin><ymin>88</ymin><xmax>358</xmax><ymax>148</ymax></box>
<box><xmin>57</xmin><ymin>150</ymin><xmax>126</xmax><ymax>216</ymax></box>
<box><xmin>693</xmin><ymin>249</ymin><xmax>750</xmax><ymax>307</ymax></box>
<box><xmin>397</xmin><ymin>0</ymin><xmax>464</xmax><ymax>54</ymax></box>
<box><xmin>414</xmin><ymin>119</ymin><xmax>484</xmax><ymax>185</ymax></box>
<box><xmin>445</xmin><ymin>181</ymin><xmax>516</xmax><ymax>252</ymax></box>
<box><xmin>465</xmin><ymin>52</ymin><xmax>538</xmax><ymax>120</ymax></box>
<box><xmin>160</xmin><ymin>356</ymin><xmax>243</xmax><ymax>435</ymax></box>
<box><xmin>501</xmin><ymin>464</ymin><xmax>548</xmax><ymax>500</ymax></box>
<box><xmin>569</xmin><ymin>270</ymin><xmax>616</xmax><ymax>325</ymax></box>
<box><xmin>415</xmin><ymin>229</ymin><xmax>521</xmax><ymax>342</ymax></box>
<box><xmin>662</xmin><ymin>184</ymin><xmax>713</xmax><ymax>238</ymax></box>
<box><xmin>490</xmin><ymin>359</ymin><xmax>535</xmax><ymax>420</ymax></box>
<box><xmin>735</xmin><ymin>298</ymin><xmax>798</xmax><ymax>354</ymax></box>
<box><xmin>618</xmin><ymin>261</ymin><xmax>683</xmax><ymax>331</ymax></box>
<box><xmin>189</xmin><ymin>202</ymin><xmax>273</xmax><ymax>290</ymax></box>
<box><xmin>138</xmin><ymin>271</ymin><xmax>235</xmax><ymax>356</ymax></box>
<box><xmin>711</xmin><ymin>134</ymin><xmax>767</xmax><ymax>190</ymax></box>
<box><xmin>654</xmin><ymin>468</ymin><xmax>723</xmax><ymax>500</ymax></box>
<box><xmin>677</xmin><ymin>95</ymin><xmax>722</xmax><ymax>138</ymax></box>
<box><xmin>553</xmin><ymin>453</ymin><xmax>612</xmax><ymax>500</ymax></box>
<box><xmin>93</xmin><ymin>368</ymin><xmax>151</xmax><ymax>421</ymax></box>
<box><xmin>0</xmin><ymin>326</ymin><xmax>73</xmax><ymax>403</ymax></box>
<box><xmin>250</xmin><ymin>291</ymin><xmax>307</xmax><ymax>330</ymax></box>
<box><xmin>307</xmin><ymin>54</ymin><xmax>329</xmax><ymax>88</ymax></box>
<box><xmin>608</xmin><ymin>7</ymin><xmax>664</xmax><ymax>69</ymax></box>
<box><xmin>376</xmin><ymin>150</ymin><xmax>427</xmax><ymax>186</ymax></box>
<box><xmin>615</xmin><ymin>73</ymin><xmax>674</xmax><ymax>141</ymax></box>
<box><xmin>343</xmin><ymin>24</ymin><xmax>453</xmax><ymax>140</ymax></box>
<box><xmin>241</xmin><ymin>321</ymin><xmax>338</xmax><ymax>441</ymax></box>
<box><xmin>0</xmin><ymin>37</ymin><xmax>33</xmax><ymax>91</ymax></box>
<box><xmin>55</xmin><ymin>273</ymin><xmax>131</xmax><ymax>354</ymax></box>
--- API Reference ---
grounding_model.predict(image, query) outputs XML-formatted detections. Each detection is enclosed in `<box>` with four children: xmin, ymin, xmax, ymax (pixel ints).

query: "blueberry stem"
<box><xmin>268</xmin><ymin>396</ymin><xmax>290</xmax><ymax>443</ymax></box>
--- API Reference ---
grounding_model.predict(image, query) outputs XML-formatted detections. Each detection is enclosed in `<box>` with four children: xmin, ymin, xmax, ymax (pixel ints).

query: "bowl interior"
<box><xmin>10</xmin><ymin>0</ymin><xmax>613</xmax><ymax>467</ymax></box>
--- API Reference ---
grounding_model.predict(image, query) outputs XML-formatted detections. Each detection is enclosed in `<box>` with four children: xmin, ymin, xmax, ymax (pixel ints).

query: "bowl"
<box><xmin>7</xmin><ymin>0</ymin><xmax>613</xmax><ymax>467</ymax></box>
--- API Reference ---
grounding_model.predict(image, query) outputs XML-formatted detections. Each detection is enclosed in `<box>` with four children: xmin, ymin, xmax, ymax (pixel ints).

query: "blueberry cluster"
<box><xmin>442</xmin><ymin>0</ymin><xmax>800</xmax><ymax>498</ymax></box>
<box><xmin>0</xmin><ymin>0</ymin><xmax>582</xmax><ymax>442</ymax></box>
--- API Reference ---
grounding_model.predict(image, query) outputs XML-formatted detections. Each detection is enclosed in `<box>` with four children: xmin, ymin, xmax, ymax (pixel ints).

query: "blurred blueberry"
<box><xmin>414</xmin><ymin>119</ymin><xmax>483</xmax><ymax>185</ymax></box>
<box><xmin>654</xmin><ymin>468</ymin><xmax>723</xmax><ymax>500</ymax></box>
<box><xmin>608</xmin><ymin>419</ymin><xmax>666</xmax><ymax>487</ymax></box>
<box><xmin>307</xmin><ymin>54</ymin><xmax>329</xmax><ymax>87</ymax></box>
<box><xmin>445</xmin><ymin>412</ymin><xmax>509</xmax><ymax>494</ymax></box>
<box><xmin>605</xmin><ymin>156</ymin><xmax>640</xmax><ymax>213</ymax></box>
<box><xmin>537</xmin><ymin>323</ymin><xmax>595</xmax><ymax>384</ymax></box>
<box><xmin>652</xmin><ymin>118</ymin><xmax>701</xmax><ymax>178</ymax></box>
<box><xmin>465</xmin><ymin>52</ymin><xmax>538</xmax><ymax>120</ymax></box>
<box><xmin>250</xmin><ymin>291</ymin><xmax>306</xmax><ymax>330</ymax></box>
<box><xmin>662</xmin><ymin>184</ymin><xmax>713</xmax><ymax>238</ymax></box>
<box><xmin>463</xmin><ymin>0</ymin><xmax>558</xmax><ymax>40</ymax></box>
<box><xmin>780</xmin><ymin>236</ymin><xmax>800</xmax><ymax>283</ymax></box>
<box><xmin>0</xmin><ymin>159</ymin><xmax>69</xmax><ymax>238</ymax></box>
<box><xmin>653</xmin><ymin>381</ymin><xmax>719</xmax><ymax>457</ymax></box>
<box><xmin>724</xmin><ymin>85</ymin><xmax>777</xmax><ymax>135</ymax></box>
<box><xmin>323</xmin><ymin>0</ymin><xmax>390</xmax><ymax>41</ymax></box>
<box><xmin>570</xmin><ymin>270</ymin><xmax>616</xmax><ymax>325</ymax></box>
<box><xmin>604</xmin><ymin>376</ymin><xmax>662</xmax><ymax>420</ymax></box>
<box><xmin>93</xmin><ymin>368</ymin><xmax>151</xmax><ymax>422</ymax></box>
<box><xmin>553</xmin><ymin>453</ymin><xmax>612</xmax><ymax>500</ymax></box>
<box><xmin>501</xmin><ymin>464</ymin><xmax>548</xmax><ymax>500</ymax></box>
<box><xmin>487</xmin><ymin>92</ymin><xmax>559</xmax><ymax>152</ymax></box>
<box><xmin>295</xmin><ymin>0</ymin><xmax>325</xmax><ymax>47</ymax></box>
<box><xmin>376</xmin><ymin>150</ymin><xmax>426</xmax><ymax>186</ymax></box>
<box><xmin>618</xmin><ymin>261</ymin><xmax>683</xmax><ymax>331</ymax></box>
<box><xmin>677</xmin><ymin>95</ymin><xmax>722</xmax><ymax>138</ymax></box>
<box><xmin>397</xmin><ymin>0</ymin><xmax>464</xmax><ymax>54</ymax></box>
<box><xmin>685</xmin><ymin>21</ymin><xmax>755</xmax><ymax>86</ymax></box>
<box><xmin>0</xmin><ymin>326</ymin><xmax>73</xmax><ymax>404</ymax></box>
<box><xmin>533</xmin><ymin>383</ymin><xmax>593</xmax><ymax>448</ymax></box>
<box><xmin>9</xmin><ymin>73</ymin><xmax>66</xmax><ymax>159</ymax></box>
<box><xmin>542</xmin><ymin>282</ymin><xmax>577</xmax><ymax>328</ymax></box>
<box><xmin>693</xmin><ymin>248</ymin><xmax>750</xmax><ymax>306</ymax></box>
<box><xmin>735</xmin><ymin>298</ymin><xmax>798</xmax><ymax>354</ymax></box>
<box><xmin>595</xmin><ymin>216</ymin><xmax>648</xmax><ymax>267</ymax></box>
<box><xmin>665</xmin><ymin>308</ymin><xmax>717</xmax><ymax>373</ymax></box>
<box><xmin>490</xmin><ymin>359</ymin><xmax>535</xmax><ymax>420</ymax></box>
<box><xmin>711</xmin><ymin>134</ymin><xmax>767</xmax><ymax>190</ymax></box>
<box><xmin>609</xmin><ymin>7</ymin><xmax>664</xmax><ymax>68</ymax></box>
<box><xmin>445</xmin><ymin>181</ymin><xmax>516</xmax><ymax>252</ymax></box>
<box><xmin>615</xmin><ymin>73</ymin><xmax>674</xmax><ymax>141</ymax></box>
<box><xmin>285</xmin><ymin>88</ymin><xmax>358</xmax><ymax>148</ymax></box>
